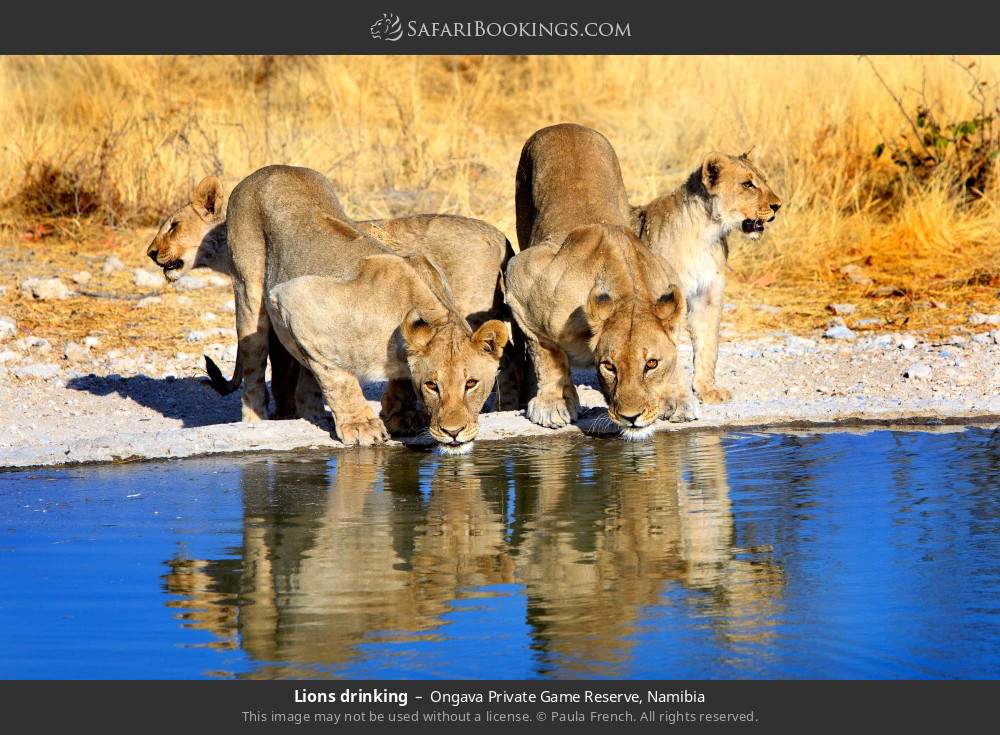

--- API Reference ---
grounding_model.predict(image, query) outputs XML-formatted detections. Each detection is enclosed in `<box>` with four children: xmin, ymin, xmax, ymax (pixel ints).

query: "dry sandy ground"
<box><xmin>1</xmin><ymin>317</ymin><xmax>998</xmax><ymax>467</ymax></box>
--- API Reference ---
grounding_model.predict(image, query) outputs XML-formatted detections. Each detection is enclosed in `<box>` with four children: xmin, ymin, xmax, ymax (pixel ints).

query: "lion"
<box><xmin>507</xmin><ymin>124</ymin><xmax>688</xmax><ymax>439</ymax></box>
<box><xmin>151</xmin><ymin>165</ymin><xmax>509</xmax><ymax>452</ymax></box>
<box><xmin>147</xmin><ymin>173</ymin><xmax>524</xmax><ymax>426</ymax></box>
<box><xmin>631</xmin><ymin>146</ymin><xmax>782</xmax><ymax>403</ymax></box>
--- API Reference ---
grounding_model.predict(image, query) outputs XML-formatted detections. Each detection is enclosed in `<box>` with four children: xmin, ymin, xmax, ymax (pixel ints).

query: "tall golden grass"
<box><xmin>1</xmin><ymin>55</ymin><xmax>998</xmax><ymax>315</ymax></box>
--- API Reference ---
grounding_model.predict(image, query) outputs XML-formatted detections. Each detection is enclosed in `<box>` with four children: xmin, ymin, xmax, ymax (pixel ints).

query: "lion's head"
<box><xmin>699</xmin><ymin>151</ymin><xmax>782</xmax><ymax>240</ymax></box>
<box><xmin>402</xmin><ymin>314</ymin><xmax>509</xmax><ymax>455</ymax></box>
<box><xmin>147</xmin><ymin>176</ymin><xmax>226</xmax><ymax>281</ymax></box>
<box><xmin>586</xmin><ymin>277</ymin><xmax>685</xmax><ymax>441</ymax></box>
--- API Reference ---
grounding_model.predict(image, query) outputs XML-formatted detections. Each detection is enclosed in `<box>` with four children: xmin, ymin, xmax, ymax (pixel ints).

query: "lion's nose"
<box><xmin>442</xmin><ymin>425</ymin><xmax>466</xmax><ymax>439</ymax></box>
<box><xmin>770</xmin><ymin>203</ymin><xmax>781</xmax><ymax>213</ymax></box>
<box><xmin>618</xmin><ymin>412</ymin><xmax>641</xmax><ymax>426</ymax></box>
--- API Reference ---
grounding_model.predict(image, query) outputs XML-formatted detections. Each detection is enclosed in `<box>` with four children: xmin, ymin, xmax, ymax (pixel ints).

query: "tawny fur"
<box><xmin>147</xmin><ymin>174</ymin><xmax>525</xmax><ymax>429</ymax></box>
<box><xmin>150</xmin><ymin>166</ymin><xmax>508</xmax><ymax>450</ymax></box>
<box><xmin>631</xmin><ymin>147</ymin><xmax>782</xmax><ymax>403</ymax></box>
<box><xmin>506</xmin><ymin>123</ymin><xmax>690</xmax><ymax>436</ymax></box>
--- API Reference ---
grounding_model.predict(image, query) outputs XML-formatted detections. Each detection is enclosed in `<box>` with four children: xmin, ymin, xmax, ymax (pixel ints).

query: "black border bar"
<box><xmin>1</xmin><ymin>680</ymin><xmax>995</xmax><ymax>733</ymax></box>
<box><xmin>1</xmin><ymin>1</ymin><xmax>999</xmax><ymax>54</ymax></box>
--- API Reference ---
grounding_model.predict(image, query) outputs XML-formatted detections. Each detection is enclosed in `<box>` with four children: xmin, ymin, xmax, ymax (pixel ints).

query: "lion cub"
<box><xmin>507</xmin><ymin>124</ymin><xmax>688</xmax><ymax>439</ymax></box>
<box><xmin>632</xmin><ymin>149</ymin><xmax>782</xmax><ymax>403</ymax></box>
<box><xmin>216</xmin><ymin>165</ymin><xmax>508</xmax><ymax>452</ymax></box>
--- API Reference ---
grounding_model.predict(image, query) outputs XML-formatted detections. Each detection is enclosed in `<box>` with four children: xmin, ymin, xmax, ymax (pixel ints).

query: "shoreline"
<box><xmin>2</xmin><ymin>330</ymin><xmax>998</xmax><ymax>468</ymax></box>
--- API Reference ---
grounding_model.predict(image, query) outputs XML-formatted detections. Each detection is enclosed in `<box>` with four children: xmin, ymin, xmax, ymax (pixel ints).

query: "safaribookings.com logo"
<box><xmin>369</xmin><ymin>13</ymin><xmax>631</xmax><ymax>41</ymax></box>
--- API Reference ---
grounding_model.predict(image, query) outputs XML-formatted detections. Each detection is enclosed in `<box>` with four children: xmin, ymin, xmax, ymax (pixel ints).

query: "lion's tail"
<box><xmin>204</xmin><ymin>353</ymin><xmax>243</xmax><ymax>396</ymax></box>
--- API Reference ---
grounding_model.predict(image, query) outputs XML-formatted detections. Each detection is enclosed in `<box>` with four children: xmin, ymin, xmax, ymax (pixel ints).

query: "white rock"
<box><xmin>968</xmin><ymin>312</ymin><xmax>1000</xmax><ymax>326</ymax></box>
<box><xmin>0</xmin><ymin>316</ymin><xmax>15</xmax><ymax>340</ymax></box>
<box><xmin>220</xmin><ymin>300</ymin><xmax>236</xmax><ymax>314</ymax></box>
<box><xmin>84</xmin><ymin>335</ymin><xmax>100</xmax><ymax>348</ymax></box>
<box><xmin>135</xmin><ymin>296</ymin><xmax>163</xmax><ymax>309</ymax></box>
<box><xmin>20</xmin><ymin>277</ymin><xmax>71</xmax><ymax>300</ymax></box>
<box><xmin>133</xmin><ymin>268</ymin><xmax>164</xmax><ymax>289</ymax></box>
<box><xmin>185</xmin><ymin>329</ymin><xmax>233</xmax><ymax>343</ymax></box>
<box><xmin>972</xmin><ymin>332</ymin><xmax>993</xmax><ymax>345</ymax></box>
<box><xmin>201</xmin><ymin>312</ymin><xmax>218</xmax><ymax>322</ymax></box>
<box><xmin>63</xmin><ymin>341</ymin><xmax>90</xmax><ymax>362</ymax></box>
<box><xmin>897</xmin><ymin>335</ymin><xmax>917</xmax><ymax>350</ymax></box>
<box><xmin>753</xmin><ymin>304</ymin><xmax>781</xmax><ymax>315</ymax></box>
<box><xmin>175</xmin><ymin>295</ymin><xmax>193</xmax><ymax>307</ymax></box>
<box><xmin>827</xmin><ymin>303</ymin><xmax>856</xmax><ymax>316</ymax></box>
<box><xmin>903</xmin><ymin>362</ymin><xmax>932</xmax><ymax>380</ymax></box>
<box><xmin>71</xmin><ymin>270</ymin><xmax>92</xmax><ymax>285</ymax></box>
<box><xmin>0</xmin><ymin>350</ymin><xmax>20</xmax><ymax>363</ymax></box>
<box><xmin>856</xmin><ymin>317</ymin><xmax>885</xmax><ymax>327</ymax></box>
<box><xmin>174</xmin><ymin>275</ymin><xmax>209</xmax><ymax>291</ymax></box>
<box><xmin>15</xmin><ymin>336</ymin><xmax>51</xmax><ymax>353</ymax></box>
<box><xmin>102</xmin><ymin>256</ymin><xmax>125</xmax><ymax>274</ymax></box>
<box><xmin>204</xmin><ymin>273</ymin><xmax>230</xmax><ymax>288</ymax></box>
<box><xmin>823</xmin><ymin>325</ymin><xmax>856</xmax><ymax>341</ymax></box>
<box><xmin>13</xmin><ymin>362</ymin><xmax>61</xmax><ymax>380</ymax></box>
<box><xmin>871</xmin><ymin>335</ymin><xmax>894</xmax><ymax>349</ymax></box>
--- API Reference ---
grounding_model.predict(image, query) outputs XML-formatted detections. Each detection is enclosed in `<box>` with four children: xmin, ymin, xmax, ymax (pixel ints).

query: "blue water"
<box><xmin>1</xmin><ymin>427</ymin><xmax>998</xmax><ymax>679</ymax></box>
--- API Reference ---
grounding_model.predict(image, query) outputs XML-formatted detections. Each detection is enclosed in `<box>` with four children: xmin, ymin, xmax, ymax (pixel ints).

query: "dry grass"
<box><xmin>1</xmin><ymin>55</ymin><xmax>999</xmax><ymax>346</ymax></box>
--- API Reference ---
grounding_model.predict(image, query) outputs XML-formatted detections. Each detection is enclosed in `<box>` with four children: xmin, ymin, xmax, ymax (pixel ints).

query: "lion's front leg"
<box><xmin>268</xmin><ymin>277</ymin><xmax>388</xmax><ymax>447</ymax></box>
<box><xmin>494</xmin><ymin>322</ymin><xmax>527</xmax><ymax>411</ymax></box>
<box><xmin>688</xmin><ymin>287</ymin><xmax>731</xmax><ymax>404</ymax></box>
<box><xmin>380</xmin><ymin>378</ymin><xmax>428</xmax><ymax>437</ymax></box>
<box><xmin>294</xmin><ymin>368</ymin><xmax>328</xmax><ymax>421</ymax></box>
<box><xmin>523</xmin><ymin>334</ymin><xmax>579</xmax><ymax>429</ymax></box>
<box><xmin>309</xmin><ymin>362</ymin><xmax>388</xmax><ymax>447</ymax></box>
<box><xmin>664</xmin><ymin>366</ymin><xmax>700</xmax><ymax>422</ymax></box>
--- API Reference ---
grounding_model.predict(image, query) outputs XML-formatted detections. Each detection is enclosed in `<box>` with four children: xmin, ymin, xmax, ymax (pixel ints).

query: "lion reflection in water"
<box><xmin>163</xmin><ymin>434</ymin><xmax>782</xmax><ymax>677</ymax></box>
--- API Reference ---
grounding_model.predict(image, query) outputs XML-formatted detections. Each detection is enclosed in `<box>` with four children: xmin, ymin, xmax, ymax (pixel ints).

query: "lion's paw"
<box><xmin>666</xmin><ymin>395</ymin><xmax>700</xmax><ymax>423</ymax></box>
<box><xmin>696</xmin><ymin>385</ymin><xmax>732</xmax><ymax>404</ymax></box>
<box><xmin>526</xmin><ymin>395</ymin><xmax>578</xmax><ymax>429</ymax></box>
<box><xmin>336</xmin><ymin>416</ymin><xmax>389</xmax><ymax>447</ymax></box>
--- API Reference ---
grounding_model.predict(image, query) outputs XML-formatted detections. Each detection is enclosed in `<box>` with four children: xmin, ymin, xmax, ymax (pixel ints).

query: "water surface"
<box><xmin>2</xmin><ymin>426</ymin><xmax>999</xmax><ymax>679</ymax></box>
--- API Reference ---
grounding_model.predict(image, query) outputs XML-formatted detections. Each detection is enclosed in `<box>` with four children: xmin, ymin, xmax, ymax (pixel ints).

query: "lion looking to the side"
<box><xmin>632</xmin><ymin>148</ymin><xmax>782</xmax><ymax>403</ymax></box>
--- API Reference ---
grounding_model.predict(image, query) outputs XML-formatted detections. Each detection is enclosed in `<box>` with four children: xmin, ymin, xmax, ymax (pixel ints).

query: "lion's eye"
<box><xmin>645</xmin><ymin>359</ymin><xmax>659</xmax><ymax>371</ymax></box>
<box><xmin>742</xmin><ymin>180</ymin><xmax>756</xmax><ymax>190</ymax></box>
<box><xmin>600</xmin><ymin>360</ymin><xmax>615</xmax><ymax>373</ymax></box>
<box><xmin>424</xmin><ymin>381</ymin><xmax>439</xmax><ymax>394</ymax></box>
<box><xmin>465</xmin><ymin>379</ymin><xmax>478</xmax><ymax>390</ymax></box>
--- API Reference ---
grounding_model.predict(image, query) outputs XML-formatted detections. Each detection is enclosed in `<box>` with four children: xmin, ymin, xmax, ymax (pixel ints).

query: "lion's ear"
<box><xmin>585</xmin><ymin>283</ymin><xmax>616</xmax><ymax>327</ymax></box>
<box><xmin>739</xmin><ymin>145</ymin><xmax>756</xmax><ymax>162</ymax></box>
<box><xmin>701</xmin><ymin>152</ymin><xmax>729</xmax><ymax>191</ymax></box>
<box><xmin>401</xmin><ymin>309</ymin><xmax>436</xmax><ymax>353</ymax></box>
<box><xmin>472</xmin><ymin>320</ymin><xmax>508</xmax><ymax>361</ymax></box>
<box><xmin>652</xmin><ymin>285</ymin><xmax>684</xmax><ymax>330</ymax></box>
<box><xmin>322</xmin><ymin>214</ymin><xmax>366</xmax><ymax>242</ymax></box>
<box><xmin>192</xmin><ymin>176</ymin><xmax>225</xmax><ymax>220</ymax></box>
